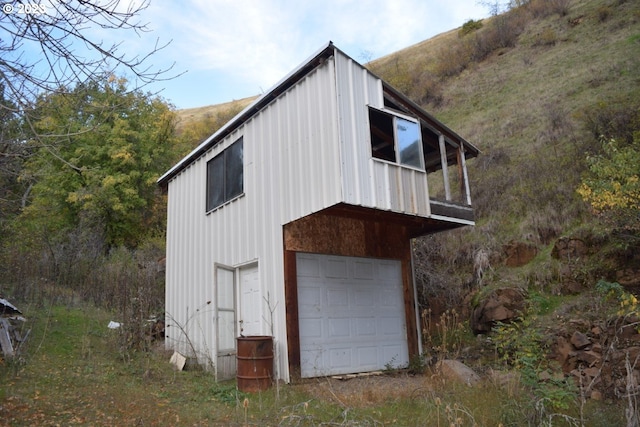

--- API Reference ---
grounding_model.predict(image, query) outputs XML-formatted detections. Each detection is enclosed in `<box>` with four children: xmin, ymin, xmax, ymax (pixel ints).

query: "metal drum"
<box><xmin>236</xmin><ymin>336</ymin><xmax>273</xmax><ymax>392</ymax></box>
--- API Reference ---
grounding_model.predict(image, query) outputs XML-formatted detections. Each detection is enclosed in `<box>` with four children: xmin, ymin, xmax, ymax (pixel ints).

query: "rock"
<box><xmin>557</xmin><ymin>266</ymin><xmax>585</xmax><ymax>294</ymax></box>
<box><xmin>503</xmin><ymin>241</ymin><xmax>538</xmax><ymax>267</ymax></box>
<box><xmin>591</xmin><ymin>326</ymin><xmax>602</xmax><ymax>337</ymax></box>
<box><xmin>572</xmin><ymin>350</ymin><xmax>601</xmax><ymax>367</ymax></box>
<box><xmin>554</xmin><ymin>336</ymin><xmax>574</xmax><ymax>372</ymax></box>
<box><xmin>470</xmin><ymin>288</ymin><xmax>527</xmax><ymax>334</ymax></box>
<box><xmin>570</xmin><ymin>331</ymin><xmax>591</xmax><ymax>350</ymax></box>
<box><xmin>582</xmin><ymin>367</ymin><xmax>601</xmax><ymax>378</ymax></box>
<box><xmin>551</xmin><ymin>237</ymin><xmax>588</xmax><ymax>261</ymax></box>
<box><xmin>616</xmin><ymin>268</ymin><xmax>640</xmax><ymax>288</ymax></box>
<box><xmin>590</xmin><ymin>389</ymin><xmax>603</xmax><ymax>400</ymax></box>
<box><xmin>435</xmin><ymin>360</ymin><xmax>480</xmax><ymax>386</ymax></box>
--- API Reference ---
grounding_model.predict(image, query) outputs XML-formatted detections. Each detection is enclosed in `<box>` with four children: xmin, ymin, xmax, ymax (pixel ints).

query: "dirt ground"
<box><xmin>297</xmin><ymin>372</ymin><xmax>435</xmax><ymax>407</ymax></box>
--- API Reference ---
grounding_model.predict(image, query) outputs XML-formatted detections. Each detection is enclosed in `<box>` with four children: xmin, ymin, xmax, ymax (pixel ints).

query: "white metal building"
<box><xmin>158</xmin><ymin>42</ymin><xmax>479</xmax><ymax>382</ymax></box>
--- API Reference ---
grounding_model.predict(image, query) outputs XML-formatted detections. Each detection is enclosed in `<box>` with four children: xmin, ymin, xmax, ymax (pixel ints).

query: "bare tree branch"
<box><xmin>0</xmin><ymin>0</ymin><xmax>178</xmax><ymax>118</ymax></box>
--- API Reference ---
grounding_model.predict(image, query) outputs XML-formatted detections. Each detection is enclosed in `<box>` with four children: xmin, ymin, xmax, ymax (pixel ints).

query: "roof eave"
<box><xmin>381</xmin><ymin>81</ymin><xmax>481</xmax><ymax>158</ymax></box>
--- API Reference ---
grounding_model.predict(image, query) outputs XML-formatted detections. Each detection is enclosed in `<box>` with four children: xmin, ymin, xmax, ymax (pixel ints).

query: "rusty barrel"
<box><xmin>236</xmin><ymin>336</ymin><xmax>273</xmax><ymax>392</ymax></box>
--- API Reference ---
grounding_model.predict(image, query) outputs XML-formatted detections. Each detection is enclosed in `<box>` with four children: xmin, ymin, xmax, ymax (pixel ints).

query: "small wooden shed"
<box><xmin>158</xmin><ymin>42</ymin><xmax>479</xmax><ymax>382</ymax></box>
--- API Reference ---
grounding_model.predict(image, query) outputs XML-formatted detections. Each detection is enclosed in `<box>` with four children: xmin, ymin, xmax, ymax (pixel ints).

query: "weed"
<box><xmin>596</xmin><ymin>279</ymin><xmax>640</xmax><ymax>317</ymax></box>
<box><xmin>492</xmin><ymin>316</ymin><xmax>577</xmax><ymax>411</ymax></box>
<box><xmin>407</xmin><ymin>353</ymin><xmax>427</xmax><ymax>375</ymax></box>
<box><xmin>422</xmin><ymin>308</ymin><xmax>469</xmax><ymax>361</ymax></box>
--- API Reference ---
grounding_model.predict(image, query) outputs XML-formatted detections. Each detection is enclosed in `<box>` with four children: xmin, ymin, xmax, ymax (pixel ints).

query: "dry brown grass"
<box><xmin>174</xmin><ymin>95</ymin><xmax>256</xmax><ymax>135</ymax></box>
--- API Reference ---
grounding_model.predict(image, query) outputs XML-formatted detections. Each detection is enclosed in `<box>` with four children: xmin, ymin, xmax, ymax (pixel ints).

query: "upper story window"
<box><xmin>206</xmin><ymin>138</ymin><xmax>243</xmax><ymax>211</ymax></box>
<box><xmin>368</xmin><ymin>107</ymin><xmax>424</xmax><ymax>170</ymax></box>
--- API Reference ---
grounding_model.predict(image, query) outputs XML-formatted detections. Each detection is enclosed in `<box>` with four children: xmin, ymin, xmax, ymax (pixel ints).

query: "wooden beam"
<box><xmin>283</xmin><ymin>249</ymin><xmax>301</xmax><ymax>378</ymax></box>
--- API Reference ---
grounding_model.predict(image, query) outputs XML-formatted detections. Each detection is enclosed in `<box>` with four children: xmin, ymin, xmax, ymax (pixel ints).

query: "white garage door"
<box><xmin>297</xmin><ymin>253</ymin><xmax>409</xmax><ymax>378</ymax></box>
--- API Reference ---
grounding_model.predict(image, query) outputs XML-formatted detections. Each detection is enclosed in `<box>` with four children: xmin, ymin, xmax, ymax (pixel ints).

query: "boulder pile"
<box><xmin>552</xmin><ymin>315</ymin><xmax>640</xmax><ymax>400</ymax></box>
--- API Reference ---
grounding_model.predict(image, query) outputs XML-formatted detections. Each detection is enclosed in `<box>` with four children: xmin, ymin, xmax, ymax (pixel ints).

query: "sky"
<box><xmin>21</xmin><ymin>0</ymin><xmax>491</xmax><ymax>110</ymax></box>
<box><xmin>123</xmin><ymin>0</ymin><xmax>491</xmax><ymax>109</ymax></box>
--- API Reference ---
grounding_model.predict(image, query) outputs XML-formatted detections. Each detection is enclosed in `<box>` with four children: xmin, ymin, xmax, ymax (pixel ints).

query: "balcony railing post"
<box><xmin>438</xmin><ymin>134</ymin><xmax>451</xmax><ymax>202</ymax></box>
<box><xmin>458</xmin><ymin>144</ymin><xmax>472</xmax><ymax>206</ymax></box>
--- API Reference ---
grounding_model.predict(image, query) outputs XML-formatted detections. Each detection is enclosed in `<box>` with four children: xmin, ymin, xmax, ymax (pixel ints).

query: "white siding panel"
<box><xmin>363</xmin><ymin>160</ymin><xmax>431</xmax><ymax>216</ymax></box>
<box><xmin>334</xmin><ymin>51</ymin><xmax>431</xmax><ymax>217</ymax></box>
<box><xmin>335</xmin><ymin>53</ymin><xmax>381</xmax><ymax>208</ymax></box>
<box><xmin>372</xmin><ymin>161</ymin><xmax>390</xmax><ymax>210</ymax></box>
<box><xmin>165</xmin><ymin>57</ymin><xmax>342</xmax><ymax>382</ymax></box>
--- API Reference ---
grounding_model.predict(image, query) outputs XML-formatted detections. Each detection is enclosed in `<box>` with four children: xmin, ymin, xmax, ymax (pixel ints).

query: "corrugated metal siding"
<box><xmin>334</xmin><ymin>52</ymin><xmax>431</xmax><ymax>217</ymax></box>
<box><xmin>165</xmin><ymin>58</ymin><xmax>341</xmax><ymax>382</ymax></box>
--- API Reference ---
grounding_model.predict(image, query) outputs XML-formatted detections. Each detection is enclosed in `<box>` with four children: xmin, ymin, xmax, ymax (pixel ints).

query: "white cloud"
<box><xmin>137</xmin><ymin>0</ymin><xmax>489</xmax><ymax>107</ymax></box>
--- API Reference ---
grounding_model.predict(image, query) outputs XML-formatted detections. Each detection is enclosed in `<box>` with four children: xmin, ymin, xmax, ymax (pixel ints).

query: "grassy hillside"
<box><xmin>369</xmin><ymin>0</ymin><xmax>640</xmax><ymax>287</ymax></box>
<box><xmin>174</xmin><ymin>96</ymin><xmax>256</xmax><ymax>136</ymax></box>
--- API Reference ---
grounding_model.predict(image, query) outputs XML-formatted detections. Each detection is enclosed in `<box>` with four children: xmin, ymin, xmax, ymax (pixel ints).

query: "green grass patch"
<box><xmin>0</xmin><ymin>303</ymin><xmax>628</xmax><ymax>426</ymax></box>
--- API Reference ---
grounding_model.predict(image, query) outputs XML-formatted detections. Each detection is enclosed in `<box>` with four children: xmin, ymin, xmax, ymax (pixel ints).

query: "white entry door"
<box><xmin>296</xmin><ymin>253</ymin><xmax>408</xmax><ymax>378</ymax></box>
<box><xmin>239</xmin><ymin>263</ymin><xmax>262</xmax><ymax>336</ymax></box>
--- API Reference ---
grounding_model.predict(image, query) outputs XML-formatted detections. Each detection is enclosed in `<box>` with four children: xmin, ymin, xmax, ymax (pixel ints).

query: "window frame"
<box><xmin>368</xmin><ymin>106</ymin><xmax>425</xmax><ymax>171</ymax></box>
<box><xmin>206</xmin><ymin>137</ymin><xmax>244</xmax><ymax>212</ymax></box>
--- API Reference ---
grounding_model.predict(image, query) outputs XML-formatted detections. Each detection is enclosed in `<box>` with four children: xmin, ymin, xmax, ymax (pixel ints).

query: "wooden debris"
<box><xmin>332</xmin><ymin>371</ymin><xmax>383</xmax><ymax>380</ymax></box>
<box><xmin>0</xmin><ymin>298</ymin><xmax>27</xmax><ymax>360</ymax></box>
<box><xmin>0</xmin><ymin>318</ymin><xmax>14</xmax><ymax>358</ymax></box>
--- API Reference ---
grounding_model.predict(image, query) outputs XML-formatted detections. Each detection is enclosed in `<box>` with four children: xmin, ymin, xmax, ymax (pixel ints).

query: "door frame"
<box><xmin>214</xmin><ymin>263</ymin><xmax>237</xmax><ymax>381</ymax></box>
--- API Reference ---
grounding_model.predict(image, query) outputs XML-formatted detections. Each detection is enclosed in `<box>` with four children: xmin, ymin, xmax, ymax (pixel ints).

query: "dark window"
<box><xmin>369</xmin><ymin>108</ymin><xmax>396</xmax><ymax>162</ymax></box>
<box><xmin>206</xmin><ymin>138</ymin><xmax>244</xmax><ymax>211</ymax></box>
<box><xmin>369</xmin><ymin>107</ymin><xmax>424</xmax><ymax>170</ymax></box>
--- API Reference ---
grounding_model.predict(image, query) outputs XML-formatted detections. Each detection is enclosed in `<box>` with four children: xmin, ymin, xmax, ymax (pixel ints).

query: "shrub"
<box><xmin>533</xmin><ymin>27</ymin><xmax>559</xmax><ymax>46</ymax></box>
<box><xmin>459</xmin><ymin>19</ymin><xmax>483</xmax><ymax>37</ymax></box>
<box><xmin>583</xmin><ymin>100</ymin><xmax>640</xmax><ymax>145</ymax></box>
<box><xmin>527</xmin><ymin>0</ymin><xmax>571</xmax><ymax>18</ymax></box>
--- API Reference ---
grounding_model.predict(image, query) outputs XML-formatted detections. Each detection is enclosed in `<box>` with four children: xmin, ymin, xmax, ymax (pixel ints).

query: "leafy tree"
<box><xmin>0</xmin><ymin>84</ymin><xmax>28</xmax><ymax>224</ymax></box>
<box><xmin>18</xmin><ymin>77</ymin><xmax>178</xmax><ymax>249</ymax></box>
<box><xmin>577</xmin><ymin>134</ymin><xmax>640</xmax><ymax>240</ymax></box>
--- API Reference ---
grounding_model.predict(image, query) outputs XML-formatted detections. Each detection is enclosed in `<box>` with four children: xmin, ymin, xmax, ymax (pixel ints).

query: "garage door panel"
<box><xmin>298</xmin><ymin>257</ymin><xmax>321</xmax><ymax>277</ymax></box>
<box><xmin>327</xmin><ymin>288</ymin><xmax>349</xmax><ymax>306</ymax></box>
<box><xmin>353</xmin><ymin>260</ymin><xmax>374</xmax><ymax>279</ymax></box>
<box><xmin>300</xmin><ymin>318</ymin><xmax>322</xmax><ymax>338</ymax></box>
<box><xmin>297</xmin><ymin>253</ymin><xmax>409</xmax><ymax>377</ymax></box>
<box><xmin>329</xmin><ymin>348</ymin><xmax>352</xmax><ymax>368</ymax></box>
<box><xmin>380</xmin><ymin>316</ymin><xmax>404</xmax><ymax>335</ymax></box>
<box><xmin>356</xmin><ymin>317</ymin><xmax>376</xmax><ymax>335</ymax></box>
<box><xmin>356</xmin><ymin>346</ymin><xmax>378</xmax><ymax>367</ymax></box>
<box><xmin>328</xmin><ymin>318</ymin><xmax>350</xmax><ymax>338</ymax></box>
<box><xmin>298</xmin><ymin>286</ymin><xmax>322</xmax><ymax>308</ymax></box>
<box><xmin>382</xmin><ymin>344</ymin><xmax>407</xmax><ymax>367</ymax></box>
<box><xmin>354</xmin><ymin>289</ymin><xmax>374</xmax><ymax>306</ymax></box>
<box><xmin>325</xmin><ymin>258</ymin><xmax>349</xmax><ymax>278</ymax></box>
